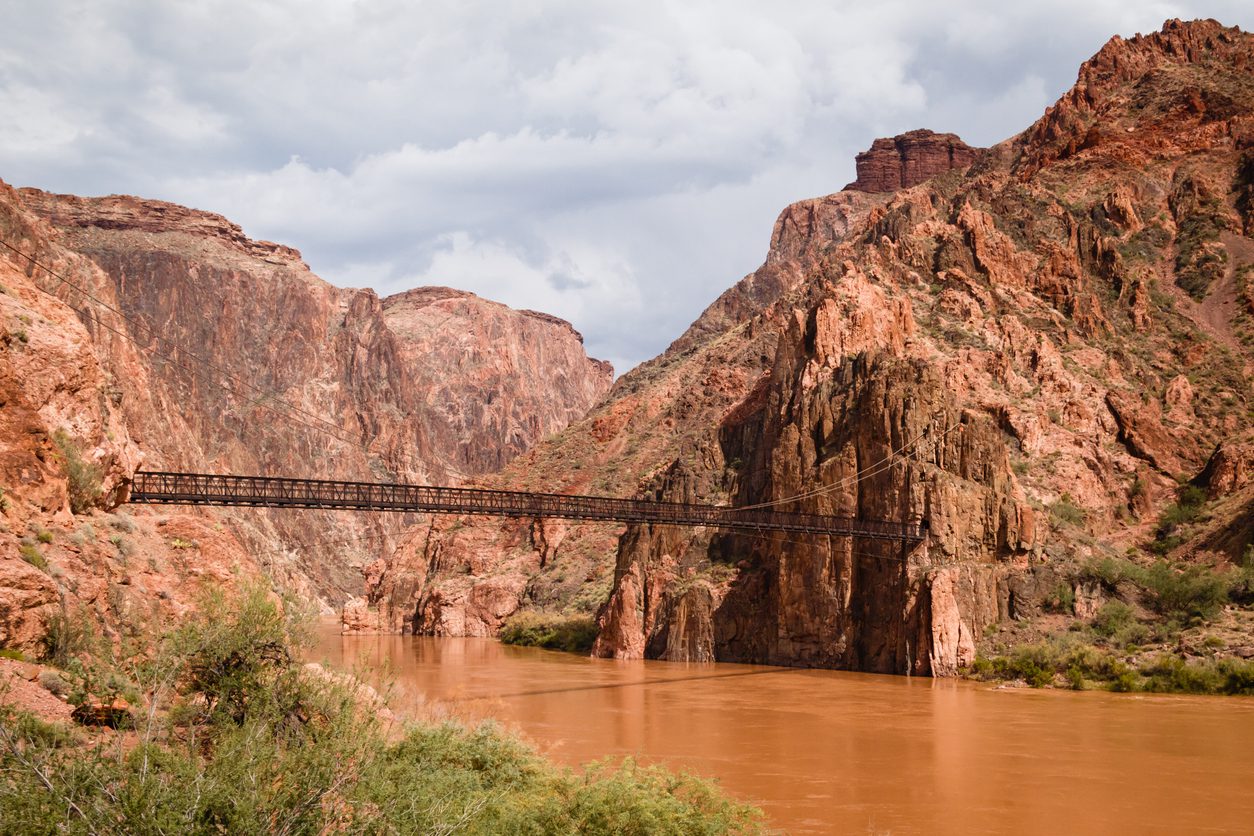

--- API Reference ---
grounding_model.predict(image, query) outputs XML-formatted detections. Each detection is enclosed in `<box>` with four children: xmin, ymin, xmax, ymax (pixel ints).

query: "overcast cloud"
<box><xmin>2</xmin><ymin>1</ymin><xmax>1251</xmax><ymax>372</ymax></box>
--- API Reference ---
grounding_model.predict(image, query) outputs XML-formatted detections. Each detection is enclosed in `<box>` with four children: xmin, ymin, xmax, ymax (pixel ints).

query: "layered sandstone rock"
<box><xmin>12</xmin><ymin>189</ymin><xmax>611</xmax><ymax>603</ymax></box>
<box><xmin>844</xmin><ymin>129</ymin><xmax>982</xmax><ymax>193</ymax></box>
<box><xmin>0</xmin><ymin>181</ymin><xmax>610</xmax><ymax>650</ymax></box>
<box><xmin>369</xmin><ymin>19</ymin><xmax>1254</xmax><ymax>679</ymax></box>
<box><xmin>364</xmin><ymin>188</ymin><xmax>890</xmax><ymax>635</ymax></box>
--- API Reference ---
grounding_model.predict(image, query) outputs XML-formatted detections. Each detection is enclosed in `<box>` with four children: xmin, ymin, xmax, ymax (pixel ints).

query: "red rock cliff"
<box><xmin>0</xmin><ymin>184</ymin><xmax>611</xmax><ymax>649</ymax></box>
<box><xmin>367</xmin><ymin>19</ymin><xmax>1254</xmax><ymax>679</ymax></box>
<box><xmin>844</xmin><ymin>129</ymin><xmax>982</xmax><ymax>193</ymax></box>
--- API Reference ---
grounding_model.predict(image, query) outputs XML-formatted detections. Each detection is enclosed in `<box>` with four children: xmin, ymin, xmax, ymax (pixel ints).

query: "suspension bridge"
<box><xmin>127</xmin><ymin>471</ymin><xmax>927</xmax><ymax>544</ymax></box>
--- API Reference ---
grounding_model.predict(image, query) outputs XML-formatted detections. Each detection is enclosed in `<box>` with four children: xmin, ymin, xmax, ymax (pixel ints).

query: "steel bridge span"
<box><xmin>127</xmin><ymin>471</ymin><xmax>926</xmax><ymax>544</ymax></box>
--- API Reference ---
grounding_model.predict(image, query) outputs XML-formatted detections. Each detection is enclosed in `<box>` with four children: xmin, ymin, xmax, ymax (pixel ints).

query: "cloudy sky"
<box><xmin>2</xmin><ymin>2</ymin><xmax>1250</xmax><ymax>373</ymax></box>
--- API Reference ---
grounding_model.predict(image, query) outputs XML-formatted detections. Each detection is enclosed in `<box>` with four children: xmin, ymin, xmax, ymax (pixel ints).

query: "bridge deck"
<box><xmin>127</xmin><ymin>471</ymin><xmax>926</xmax><ymax>543</ymax></box>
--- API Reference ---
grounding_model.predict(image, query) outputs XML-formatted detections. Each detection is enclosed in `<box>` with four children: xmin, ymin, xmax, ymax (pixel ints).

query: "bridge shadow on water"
<box><xmin>452</xmin><ymin>666</ymin><xmax>795</xmax><ymax>702</ymax></box>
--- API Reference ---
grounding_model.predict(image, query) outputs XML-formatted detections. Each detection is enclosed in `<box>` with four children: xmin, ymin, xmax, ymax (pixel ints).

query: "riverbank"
<box><xmin>317</xmin><ymin>628</ymin><xmax>1254</xmax><ymax>834</ymax></box>
<box><xmin>0</xmin><ymin>587</ymin><xmax>761</xmax><ymax>834</ymax></box>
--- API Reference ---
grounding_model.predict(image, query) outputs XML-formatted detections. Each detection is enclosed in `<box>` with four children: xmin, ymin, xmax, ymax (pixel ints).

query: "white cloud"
<box><xmin>1</xmin><ymin>0</ymin><xmax>1251</xmax><ymax>370</ymax></box>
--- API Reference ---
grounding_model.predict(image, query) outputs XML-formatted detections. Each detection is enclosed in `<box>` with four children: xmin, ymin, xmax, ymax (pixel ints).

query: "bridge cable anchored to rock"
<box><xmin>128</xmin><ymin>471</ymin><xmax>927</xmax><ymax>544</ymax></box>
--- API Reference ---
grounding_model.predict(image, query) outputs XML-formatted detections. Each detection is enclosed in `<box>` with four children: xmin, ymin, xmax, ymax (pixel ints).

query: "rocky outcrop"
<box><xmin>0</xmin><ymin>179</ymin><xmax>612</xmax><ymax>651</ymax></box>
<box><xmin>1016</xmin><ymin>18</ymin><xmax>1253</xmax><ymax>179</ymax></box>
<box><xmin>844</xmin><ymin>129</ymin><xmax>982</xmax><ymax>193</ymax></box>
<box><xmin>382</xmin><ymin>287</ymin><xmax>612</xmax><ymax>474</ymax></box>
<box><xmin>586</xmin><ymin>19</ymin><xmax>1253</xmax><ymax>674</ymax></box>
<box><xmin>11</xmin><ymin>188</ymin><xmax>611</xmax><ymax>604</ymax></box>
<box><xmin>366</xmin><ymin>19</ymin><xmax>1254</xmax><ymax>679</ymax></box>
<box><xmin>364</xmin><ymin>188</ymin><xmax>887</xmax><ymax>635</ymax></box>
<box><xmin>1197</xmin><ymin>441</ymin><xmax>1254</xmax><ymax>498</ymax></box>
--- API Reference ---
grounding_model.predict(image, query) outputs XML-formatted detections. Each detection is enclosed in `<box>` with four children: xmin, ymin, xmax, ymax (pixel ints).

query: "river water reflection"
<box><xmin>315</xmin><ymin>628</ymin><xmax>1254</xmax><ymax>834</ymax></box>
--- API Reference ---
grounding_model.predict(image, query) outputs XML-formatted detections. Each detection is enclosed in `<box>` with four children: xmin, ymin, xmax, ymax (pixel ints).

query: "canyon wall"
<box><xmin>0</xmin><ymin>183</ymin><xmax>610</xmax><ymax>650</ymax></box>
<box><xmin>368</xmin><ymin>19</ymin><xmax>1254</xmax><ymax>678</ymax></box>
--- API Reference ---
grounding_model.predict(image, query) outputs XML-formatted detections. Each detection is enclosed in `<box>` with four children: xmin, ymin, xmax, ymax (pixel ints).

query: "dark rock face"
<box><xmin>588</xmin><ymin>19</ymin><xmax>1254</xmax><ymax>674</ymax></box>
<box><xmin>844</xmin><ymin>129</ymin><xmax>982</xmax><ymax>193</ymax></box>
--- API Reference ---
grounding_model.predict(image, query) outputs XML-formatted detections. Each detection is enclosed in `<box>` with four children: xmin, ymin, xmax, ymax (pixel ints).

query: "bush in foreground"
<box><xmin>0</xmin><ymin>585</ymin><xmax>761</xmax><ymax>835</ymax></box>
<box><xmin>499</xmin><ymin>610</ymin><xmax>600</xmax><ymax>654</ymax></box>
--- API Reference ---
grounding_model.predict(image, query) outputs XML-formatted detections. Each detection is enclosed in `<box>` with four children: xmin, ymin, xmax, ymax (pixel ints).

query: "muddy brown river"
<box><xmin>315</xmin><ymin>629</ymin><xmax>1254</xmax><ymax>834</ymax></box>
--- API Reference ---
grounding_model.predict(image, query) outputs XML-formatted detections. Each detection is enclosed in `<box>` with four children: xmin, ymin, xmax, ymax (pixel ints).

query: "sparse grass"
<box><xmin>108</xmin><ymin>514</ymin><xmax>135</xmax><ymax>534</ymax></box>
<box><xmin>499</xmin><ymin>611</ymin><xmax>599</xmax><ymax>654</ymax></box>
<box><xmin>40</xmin><ymin>608</ymin><xmax>93</xmax><ymax>668</ymax></box>
<box><xmin>970</xmin><ymin>634</ymin><xmax>1254</xmax><ymax>695</ymax></box>
<box><xmin>1050</xmin><ymin>493</ymin><xmax>1086</xmax><ymax>526</ymax></box>
<box><xmin>18</xmin><ymin>543</ymin><xmax>47</xmax><ymax>572</ymax></box>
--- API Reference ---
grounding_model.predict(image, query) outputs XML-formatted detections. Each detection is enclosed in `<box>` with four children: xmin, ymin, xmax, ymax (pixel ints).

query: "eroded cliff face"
<box><xmin>366</xmin><ymin>19</ymin><xmax>1254</xmax><ymax>678</ymax></box>
<box><xmin>845</xmin><ymin>129</ymin><xmax>982</xmax><ymax>194</ymax></box>
<box><xmin>0</xmin><ymin>183</ymin><xmax>610</xmax><ymax>650</ymax></box>
<box><xmin>364</xmin><ymin>146</ymin><xmax>989</xmax><ymax>637</ymax></box>
<box><xmin>382</xmin><ymin>287</ymin><xmax>612</xmax><ymax>475</ymax></box>
<box><xmin>0</xmin><ymin>180</ymin><xmax>272</xmax><ymax>652</ymax></box>
<box><xmin>595</xmin><ymin>18</ymin><xmax>1253</xmax><ymax>674</ymax></box>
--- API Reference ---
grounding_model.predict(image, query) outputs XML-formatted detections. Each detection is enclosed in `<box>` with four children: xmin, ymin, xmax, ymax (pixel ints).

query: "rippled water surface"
<box><xmin>315</xmin><ymin>628</ymin><xmax>1254</xmax><ymax>834</ymax></box>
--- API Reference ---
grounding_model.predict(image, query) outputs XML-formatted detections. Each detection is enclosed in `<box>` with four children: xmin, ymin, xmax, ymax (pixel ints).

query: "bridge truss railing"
<box><xmin>128</xmin><ymin>471</ymin><xmax>925</xmax><ymax>543</ymax></box>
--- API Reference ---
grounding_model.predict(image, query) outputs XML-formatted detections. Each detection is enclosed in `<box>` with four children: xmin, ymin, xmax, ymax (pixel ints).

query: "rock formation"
<box><xmin>366</xmin><ymin>19</ymin><xmax>1254</xmax><ymax>678</ymax></box>
<box><xmin>844</xmin><ymin>129</ymin><xmax>982</xmax><ymax>193</ymax></box>
<box><xmin>0</xmin><ymin>183</ymin><xmax>610</xmax><ymax>651</ymax></box>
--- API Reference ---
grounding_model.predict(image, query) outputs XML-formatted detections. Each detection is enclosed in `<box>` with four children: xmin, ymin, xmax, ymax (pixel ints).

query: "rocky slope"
<box><xmin>0</xmin><ymin>183</ymin><xmax>610</xmax><ymax>652</ymax></box>
<box><xmin>366</xmin><ymin>18</ymin><xmax>1254</xmax><ymax>678</ymax></box>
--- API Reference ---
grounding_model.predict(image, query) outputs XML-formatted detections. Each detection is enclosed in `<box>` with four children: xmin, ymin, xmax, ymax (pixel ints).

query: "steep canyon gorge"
<box><xmin>365</xmin><ymin>18</ymin><xmax>1254</xmax><ymax>676</ymax></box>
<box><xmin>2</xmin><ymin>18</ymin><xmax>1252</xmax><ymax>684</ymax></box>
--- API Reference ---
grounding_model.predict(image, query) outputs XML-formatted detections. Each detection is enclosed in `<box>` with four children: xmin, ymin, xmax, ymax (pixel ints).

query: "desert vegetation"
<box><xmin>0</xmin><ymin>587</ymin><xmax>761</xmax><ymax>834</ymax></box>
<box><xmin>971</xmin><ymin>553</ymin><xmax>1254</xmax><ymax>694</ymax></box>
<box><xmin>499</xmin><ymin>610</ymin><xmax>600</xmax><ymax>654</ymax></box>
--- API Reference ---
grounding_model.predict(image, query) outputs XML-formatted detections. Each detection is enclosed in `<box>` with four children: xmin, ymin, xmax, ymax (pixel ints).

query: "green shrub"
<box><xmin>1153</xmin><ymin>484</ymin><xmax>1209</xmax><ymax>552</ymax></box>
<box><xmin>1050</xmin><ymin>494</ymin><xmax>1086</xmax><ymax>526</ymax></box>
<box><xmin>0</xmin><ymin>585</ymin><xmax>761</xmax><ymax>835</ymax></box>
<box><xmin>0</xmin><ymin>707</ymin><xmax>76</xmax><ymax>749</ymax></box>
<box><xmin>171</xmin><ymin>585</ymin><xmax>301</xmax><ymax>725</ymax></box>
<box><xmin>0</xmin><ymin>649</ymin><xmax>25</xmax><ymax>662</ymax></box>
<box><xmin>1080</xmin><ymin>556</ymin><xmax>1141</xmax><ymax>588</ymax></box>
<box><xmin>1091</xmin><ymin>600</ymin><xmax>1151</xmax><ymax>646</ymax></box>
<box><xmin>1141</xmin><ymin>561</ymin><xmax>1231</xmax><ymax>621</ymax></box>
<box><xmin>1092</xmin><ymin>600</ymin><xmax>1134</xmax><ymax>637</ymax></box>
<box><xmin>51</xmin><ymin>430</ymin><xmax>102</xmax><ymax>515</ymax></box>
<box><xmin>1042</xmin><ymin>583</ymin><xmax>1075</xmax><ymax>614</ymax></box>
<box><xmin>18</xmin><ymin>543</ymin><xmax>47</xmax><ymax>572</ymax></box>
<box><xmin>499</xmin><ymin>611</ymin><xmax>599</xmax><ymax>654</ymax></box>
<box><xmin>40</xmin><ymin>608</ymin><xmax>92</xmax><ymax>668</ymax></box>
<box><xmin>35</xmin><ymin>529</ymin><xmax>53</xmax><ymax>544</ymax></box>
